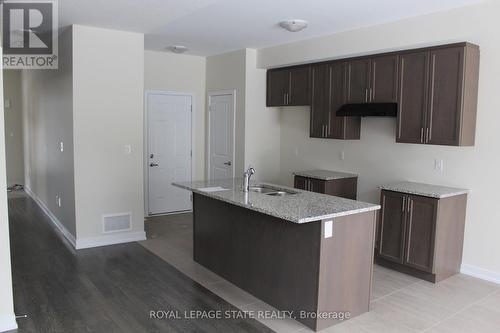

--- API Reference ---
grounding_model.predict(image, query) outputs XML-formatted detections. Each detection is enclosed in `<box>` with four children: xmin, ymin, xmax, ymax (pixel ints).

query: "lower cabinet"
<box><xmin>294</xmin><ymin>176</ymin><xmax>357</xmax><ymax>200</ymax></box>
<box><xmin>377</xmin><ymin>190</ymin><xmax>467</xmax><ymax>282</ymax></box>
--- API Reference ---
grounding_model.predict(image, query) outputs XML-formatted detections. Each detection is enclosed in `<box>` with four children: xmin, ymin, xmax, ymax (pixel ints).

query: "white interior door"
<box><xmin>147</xmin><ymin>93</ymin><xmax>192</xmax><ymax>215</ymax></box>
<box><xmin>209</xmin><ymin>92</ymin><xmax>234</xmax><ymax>180</ymax></box>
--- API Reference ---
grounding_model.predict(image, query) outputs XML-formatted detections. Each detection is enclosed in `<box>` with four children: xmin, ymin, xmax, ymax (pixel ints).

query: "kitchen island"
<box><xmin>173</xmin><ymin>178</ymin><xmax>380</xmax><ymax>331</ymax></box>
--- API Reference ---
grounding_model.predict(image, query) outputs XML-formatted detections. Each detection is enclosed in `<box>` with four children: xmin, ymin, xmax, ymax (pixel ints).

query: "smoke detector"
<box><xmin>279</xmin><ymin>19</ymin><xmax>308</xmax><ymax>32</ymax></box>
<box><xmin>168</xmin><ymin>45</ymin><xmax>188</xmax><ymax>53</ymax></box>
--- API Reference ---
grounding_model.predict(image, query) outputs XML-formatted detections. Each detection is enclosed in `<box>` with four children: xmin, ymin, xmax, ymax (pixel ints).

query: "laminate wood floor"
<box><xmin>7</xmin><ymin>192</ymin><xmax>274</xmax><ymax>333</ymax></box>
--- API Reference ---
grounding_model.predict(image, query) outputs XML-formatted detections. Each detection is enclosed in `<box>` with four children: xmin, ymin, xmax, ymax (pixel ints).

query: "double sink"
<box><xmin>249</xmin><ymin>185</ymin><xmax>297</xmax><ymax>197</ymax></box>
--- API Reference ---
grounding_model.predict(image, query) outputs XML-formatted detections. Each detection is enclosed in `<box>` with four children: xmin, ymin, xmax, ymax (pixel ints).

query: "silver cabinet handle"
<box><xmin>150</xmin><ymin>163</ymin><xmax>159</xmax><ymax>167</ymax></box>
<box><xmin>287</xmin><ymin>93</ymin><xmax>290</xmax><ymax>105</ymax></box>
<box><xmin>223</xmin><ymin>161</ymin><xmax>232</xmax><ymax>166</ymax></box>
<box><xmin>402</xmin><ymin>196</ymin><xmax>406</xmax><ymax>212</ymax></box>
<box><xmin>326</xmin><ymin>124</ymin><xmax>330</xmax><ymax>136</ymax></box>
<box><xmin>420</xmin><ymin>128</ymin><xmax>424</xmax><ymax>143</ymax></box>
<box><xmin>407</xmin><ymin>197</ymin><xmax>411</xmax><ymax>212</ymax></box>
<box><xmin>365</xmin><ymin>89</ymin><xmax>368</xmax><ymax>102</ymax></box>
<box><xmin>426</xmin><ymin>128</ymin><xmax>430</xmax><ymax>143</ymax></box>
<box><xmin>370</xmin><ymin>88</ymin><xmax>373</xmax><ymax>102</ymax></box>
<box><xmin>283</xmin><ymin>93</ymin><xmax>286</xmax><ymax>105</ymax></box>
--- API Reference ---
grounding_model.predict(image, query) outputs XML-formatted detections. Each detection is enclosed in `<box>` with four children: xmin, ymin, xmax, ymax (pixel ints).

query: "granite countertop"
<box><xmin>293</xmin><ymin>170</ymin><xmax>358</xmax><ymax>181</ymax></box>
<box><xmin>379</xmin><ymin>181</ymin><xmax>469</xmax><ymax>199</ymax></box>
<box><xmin>173</xmin><ymin>178</ymin><xmax>380</xmax><ymax>224</ymax></box>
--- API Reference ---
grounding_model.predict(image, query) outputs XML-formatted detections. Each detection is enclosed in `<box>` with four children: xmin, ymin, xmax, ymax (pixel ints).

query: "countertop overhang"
<box><xmin>173</xmin><ymin>178</ymin><xmax>380</xmax><ymax>224</ymax></box>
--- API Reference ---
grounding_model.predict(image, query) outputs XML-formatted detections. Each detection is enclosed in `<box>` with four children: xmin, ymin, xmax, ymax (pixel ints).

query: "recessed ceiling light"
<box><xmin>168</xmin><ymin>45</ymin><xmax>188</xmax><ymax>53</ymax></box>
<box><xmin>279</xmin><ymin>19</ymin><xmax>308</xmax><ymax>32</ymax></box>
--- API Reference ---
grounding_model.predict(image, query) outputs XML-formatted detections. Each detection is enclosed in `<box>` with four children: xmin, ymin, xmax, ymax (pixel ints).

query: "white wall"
<box><xmin>144</xmin><ymin>51</ymin><xmax>206</xmax><ymax>181</ymax></box>
<box><xmin>72</xmin><ymin>25</ymin><xmax>145</xmax><ymax>243</ymax></box>
<box><xmin>22</xmin><ymin>28</ymin><xmax>77</xmax><ymax>237</ymax></box>
<box><xmin>0</xmin><ymin>47</ymin><xmax>17</xmax><ymax>332</ymax></box>
<box><xmin>244</xmin><ymin>49</ymin><xmax>281</xmax><ymax>183</ymax></box>
<box><xmin>206</xmin><ymin>49</ymin><xmax>246</xmax><ymax>177</ymax></box>
<box><xmin>2</xmin><ymin>70</ymin><xmax>24</xmax><ymax>186</ymax></box>
<box><xmin>257</xmin><ymin>0</ymin><xmax>500</xmax><ymax>278</ymax></box>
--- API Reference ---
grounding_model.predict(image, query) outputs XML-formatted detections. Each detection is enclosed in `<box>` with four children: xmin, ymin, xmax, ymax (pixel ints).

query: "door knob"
<box><xmin>223</xmin><ymin>161</ymin><xmax>232</xmax><ymax>166</ymax></box>
<box><xmin>149</xmin><ymin>163</ymin><xmax>159</xmax><ymax>167</ymax></box>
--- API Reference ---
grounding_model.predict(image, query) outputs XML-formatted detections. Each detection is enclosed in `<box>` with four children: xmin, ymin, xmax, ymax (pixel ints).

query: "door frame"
<box><xmin>144</xmin><ymin>90</ymin><xmax>196</xmax><ymax>217</ymax></box>
<box><xmin>207</xmin><ymin>90</ymin><xmax>236</xmax><ymax>181</ymax></box>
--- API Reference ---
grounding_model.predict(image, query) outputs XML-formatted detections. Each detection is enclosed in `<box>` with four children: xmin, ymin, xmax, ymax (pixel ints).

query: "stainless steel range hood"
<box><xmin>336</xmin><ymin>103</ymin><xmax>397</xmax><ymax>117</ymax></box>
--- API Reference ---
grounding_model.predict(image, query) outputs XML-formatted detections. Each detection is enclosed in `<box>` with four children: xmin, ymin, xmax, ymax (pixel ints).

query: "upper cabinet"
<box><xmin>371</xmin><ymin>55</ymin><xmax>399</xmax><ymax>103</ymax></box>
<box><xmin>346</xmin><ymin>59</ymin><xmax>371</xmax><ymax>103</ymax></box>
<box><xmin>267</xmin><ymin>42</ymin><xmax>479</xmax><ymax>146</ymax></box>
<box><xmin>346</xmin><ymin>55</ymin><xmax>399</xmax><ymax>104</ymax></box>
<box><xmin>266</xmin><ymin>66</ymin><xmax>311</xmax><ymax>107</ymax></box>
<box><xmin>310</xmin><ymin>62</ymin><xmax>360</xmax><ymax>139</ymax></box>
<box><xmin>397</xmin><ymin>43</ymin><xmax>479</xmax><ymax>146</ymax></box>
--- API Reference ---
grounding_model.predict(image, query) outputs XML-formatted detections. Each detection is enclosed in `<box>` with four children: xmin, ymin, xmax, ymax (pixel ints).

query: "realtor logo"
<box><xmin>1</xmin><ymin>0</ymin><xmax>58</xmax><ymax>69</ymax></box>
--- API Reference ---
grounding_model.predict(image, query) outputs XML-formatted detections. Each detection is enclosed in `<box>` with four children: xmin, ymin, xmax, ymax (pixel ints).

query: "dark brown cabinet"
<box><xmin>377</xmin><ymin>190</ymin><xmax>467</xmax><ymax>282</ymax></box>
<box><xmin>294</xmin><ymin>176</ymin><xmax>357</xmax><ymax>200</ymax></box>
<box><xmin>397</xmin><ymin>43</ymin><xmax>479</xmax><ymax>146</ymax></box>
<box><xmin>346</xmin><ymin>59</ymin><xmax>371</xmax><ymax>103</ymax></box>
<box><xmin>371</xmin><ymin>55</ymin><xmax>399</xmax><ymax>103</ymax></box>
<box><xmin>397</xmin><ymin>51</ymin><xmax>430</xmax><ymax>144</ymax></box>
<box><xmin>266</xmin><ymin>42</ymin><xmax>479</xmax><ymax>146</ymax></box>
<box><xmin>266</xmin><ymin>66</ymin><xmax>311</xmax><ymax>107</ymax></box>
<box><xmin>310</xmin><ymin>62</ymin><xmax>361</xmax><ymax>139</ymax></box>
<box><xmin>346</xmin><ymin>55</ymin><xmax>399</xmax><ymax>104</ymax></box>
<box><xmin>378</xmin><ymin>191</ymin><xmax>406</xmax><ymax>264</ymax></box>
<box><xmin>404</xmin><ymin>195</ymin><xmax>437</xmax><ymax>272</ymax></box>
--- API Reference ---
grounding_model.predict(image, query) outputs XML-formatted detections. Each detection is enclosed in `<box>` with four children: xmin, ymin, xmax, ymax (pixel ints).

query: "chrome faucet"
<box><xmin>243</xmin><ymin>167</ymin><xmax>256</xmax><ymax>192</ymax></box>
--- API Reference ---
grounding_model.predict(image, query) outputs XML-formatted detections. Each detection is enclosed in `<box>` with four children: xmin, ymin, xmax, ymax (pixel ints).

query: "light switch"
<box><xmin>324</xmin><ymin>220</ymin><xmax>333</xmax><ymax>238</ymax></box>
<box><xmin>60</xmin><ymin>141</ymin><xmax>64</xmax><ymax>152</ymax></box>
<box><xmin>340</xmin><ymin>150</ymin><xmax>345</xmax><ymax>160</ymax></box>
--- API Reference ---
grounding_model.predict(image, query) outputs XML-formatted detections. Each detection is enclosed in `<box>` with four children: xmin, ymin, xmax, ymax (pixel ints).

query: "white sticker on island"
<box><xmin>324</xmin><ymin>220</ymin><xmax>333</xmax><ymax>238</ymax></box>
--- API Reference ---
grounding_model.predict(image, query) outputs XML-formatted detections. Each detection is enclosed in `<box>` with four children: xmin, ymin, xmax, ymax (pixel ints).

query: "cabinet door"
<box><xmin>346</xmin><ymin>59</ymin><xmax>371</xmax><ymax>103</ymax></box>
<box><xmin>289</xmin><ymin>66</ymin><xmax>311</xmax><ymax>106</ymax></box>
<box><xmin>328</xmin><ymin>62</ymin><xmax>351</xmax><ymax>139</ymax></box>
<box><xmin>371</xmin><ymin>55</ymin><xmax>399</xmax><ymax>103</ymax></box>
<box><xmin>266</xmin><ymin>69</ymin><xmax>289</xmax><ymax>106</ymax></box>
<box><xmin>427</xmin><ymin>47</ymin><xmax>464</xmax><ymax>146</ymax></box>
<box><xmin>310</xmin><ymin>64</ymin><xmax>329</xmax><ymax>138</ymax></box>
<box><xmin>294</xmin><ymin>176</ymin><xmax>308</xmax><ymax>190</ymax></box>
<box><xmin>404</xmin><ymin>195</ymin><xmax>437</xmax><ymax>272</ymax></box>
<box><xmin>397</xmin><ymin>51</ymin><xmax>429</xmax><ymax>144</ymax></box>
<box><xmin>379</xmin><ymin>191</ymin><xmax>406</xmax><ymax>263</ymax></box>
<box><xmin>310</xmin><ymin>179</ymin><xmax>326</xmax><ymax>194</ymax></box>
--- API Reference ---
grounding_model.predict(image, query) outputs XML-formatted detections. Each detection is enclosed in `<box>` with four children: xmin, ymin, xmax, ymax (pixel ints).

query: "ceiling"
<box><xmin>59</xmin><ymin>0</ymin><xmax>485</xmax><ymax>56</ymax></box>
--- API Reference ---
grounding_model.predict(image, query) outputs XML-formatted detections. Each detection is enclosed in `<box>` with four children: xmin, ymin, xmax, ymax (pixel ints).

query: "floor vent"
<box><xmin>102</xmin><ymin>213</ymin><xmax>132</xmax><ymax>233</ymax></box>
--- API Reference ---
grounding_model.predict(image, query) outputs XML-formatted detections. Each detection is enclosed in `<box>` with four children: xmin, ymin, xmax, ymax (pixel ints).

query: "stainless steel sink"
<box><xmin>249</xmin><ymin>185</ymin><xmax>297</xmax><ymax>196</ymax></box>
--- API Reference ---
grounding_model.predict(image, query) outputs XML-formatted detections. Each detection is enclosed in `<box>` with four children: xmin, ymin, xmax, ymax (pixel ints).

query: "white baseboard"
<box><xmin>461</xmin><ymin>264</ymin><xmax>500</xmax><ymax>285</ymax></box>
<box><xmin>75</xmin><ymin>231</ymin><xmax>146</xmax><ymax>249</ymax></box>
<box><xmin>24</xmin><ymin>187</ymin><xmax>77</xmax><ymax>248</ymax></box>
<box><xmin>0</xmin><ymin>314</ymin><xmax>17</xmax><ymax>332</ymax></box>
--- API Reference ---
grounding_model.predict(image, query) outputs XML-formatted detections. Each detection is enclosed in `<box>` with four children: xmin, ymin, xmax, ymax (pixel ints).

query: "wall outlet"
<box><xmin>124</xmin><ymin>145</ymin><xmax>132</xmax><ymax>155</ymax></box>
<box><xmin>434</xmin><ymin>159</ymin><xmax>444</xmax><ymax>172</ymax></box>
<box><xmin>324</xmin><ymin>220</ymin><xmax>333</xmax><ymax>238</ymax></box>
<box><xmin>60</xmin><ymin>141</ymin><xmax>64</xmax><ymax>152</ymax></box>
<box><xmin>340</xmin><ymin>150</ymin><xmax>345</xmax><ymax>160</ymax></box>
